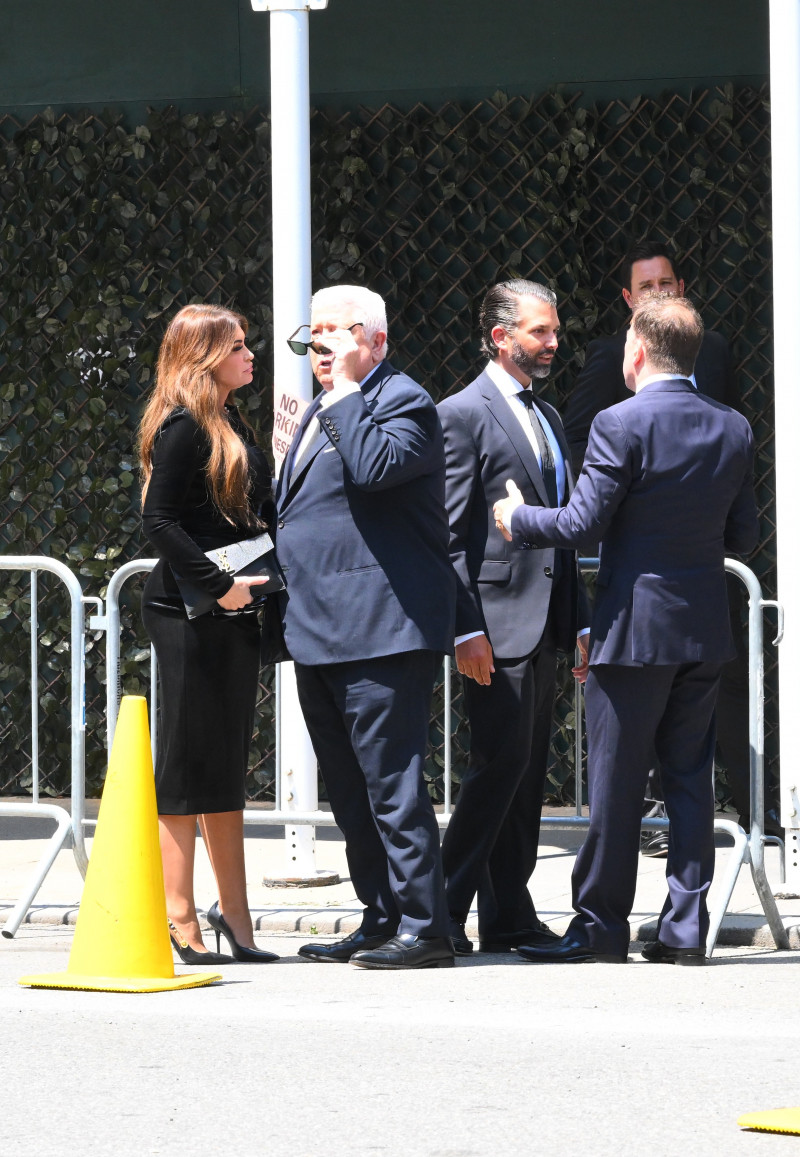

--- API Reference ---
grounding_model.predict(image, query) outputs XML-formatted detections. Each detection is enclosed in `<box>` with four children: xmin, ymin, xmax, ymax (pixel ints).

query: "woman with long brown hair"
<box><xmin>139</xmin><ymin>303</ymin><xmax>278</xmax><ymax>965</ymax></box>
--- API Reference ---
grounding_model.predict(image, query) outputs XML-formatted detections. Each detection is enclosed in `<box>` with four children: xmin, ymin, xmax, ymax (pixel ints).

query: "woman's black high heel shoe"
<box><xmin>168</xmin><ymin>920</ymin><xmax>235</xmax><ymax>966</ymax></box>
<box><xmin>206</xmin><ymin>901</ymin><xmax>279</xmax><ymax>962</ymax></box>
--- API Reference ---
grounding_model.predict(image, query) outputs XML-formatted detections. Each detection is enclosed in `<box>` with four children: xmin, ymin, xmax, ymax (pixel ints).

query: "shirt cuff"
<box><xmin>455</xmin><ymin>630</ymin><xmax>485</xmax><ymax>646</ymax></box>
<box><xmin>320</xmin><ymin>381</ymin><xmax>362</xmax><ymax>408</ymax></box>
<box><xmin>577</xmin><ymin>627</ymin><xmax>590</xmax><ymax>638</ymax></box>
<box><xmin>502</xmin><ymin>502</ymin><xmax>522</xmax><ymax>534</ymax></box>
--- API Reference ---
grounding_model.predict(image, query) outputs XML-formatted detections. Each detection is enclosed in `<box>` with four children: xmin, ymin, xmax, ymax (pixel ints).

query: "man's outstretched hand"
<box><xmin>493</xmin><ymin>479</ymin><xmax>525</xmax><ymax>542</ymax></box>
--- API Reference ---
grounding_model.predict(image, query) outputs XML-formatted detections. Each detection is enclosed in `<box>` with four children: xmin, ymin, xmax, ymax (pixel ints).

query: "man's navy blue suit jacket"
<box><xmin>510</xmin><ymin>379</ymin><xmax>759</xmax><ymax>667</ymax></box>
<box><xmin>275</xmin><ymin>360</ymin><xmax>456</xmax><ymax>666</ymax></box>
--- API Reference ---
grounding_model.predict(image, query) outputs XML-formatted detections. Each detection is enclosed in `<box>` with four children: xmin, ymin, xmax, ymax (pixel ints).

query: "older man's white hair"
<box><xmin>311</xmin><ymin>285</ymin><xmax>388</xmax><ymax>360</ymax></box>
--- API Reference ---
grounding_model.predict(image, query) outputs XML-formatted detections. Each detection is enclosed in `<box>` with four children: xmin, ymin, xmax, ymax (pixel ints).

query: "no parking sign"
<box><xmin>272</xmin><ymin>389</ymin><xmax>310</xmax><ymax>474</ymax></box>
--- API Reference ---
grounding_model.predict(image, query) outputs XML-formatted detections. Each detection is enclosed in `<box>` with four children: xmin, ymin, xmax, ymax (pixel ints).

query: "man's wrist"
<box><xmin>504</xmin><ymin>502</ymin><xmax>522</xmax><ymax>534</ymax></box>
<box><xmin>455</xmin><ymin>630</ymin><xmax>485</xmax><ymax>647</ymax></box>
<box><xmin>320</xmin><ymin>380</ymin><xmax>361</xmax><ymax>408</ymax></box>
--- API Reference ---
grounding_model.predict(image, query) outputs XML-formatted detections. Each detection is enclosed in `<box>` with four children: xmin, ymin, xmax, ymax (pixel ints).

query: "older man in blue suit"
<box><xmin>276</xmin><ymin>285</ymin><xmax>456</xmax><ymax>970</ymax></box>
<box><xmin>494</xmin><ymin>294</ymin><xmax>759</xmax><ymax>965</ymax></box>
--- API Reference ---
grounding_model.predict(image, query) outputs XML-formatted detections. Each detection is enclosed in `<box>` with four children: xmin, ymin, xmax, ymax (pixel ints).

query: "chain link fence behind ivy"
<box><xmin>0</xmin><ymin>83</ymin><xmax>775</xmax><ymax>806</ymax></box>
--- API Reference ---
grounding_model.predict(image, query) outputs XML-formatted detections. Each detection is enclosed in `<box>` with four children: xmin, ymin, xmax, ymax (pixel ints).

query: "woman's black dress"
<box><xmin>141</xmin><ymin>406</ymin><xmax>273</xmax><ymax>815</ymax></box>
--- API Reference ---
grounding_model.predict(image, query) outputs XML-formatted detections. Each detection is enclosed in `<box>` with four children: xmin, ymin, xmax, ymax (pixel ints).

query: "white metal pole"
<box><xmin>253</xmin><ymin>0</ymin><xmax>328</xmax><ymax>879</ymax></box>
<box><xmin>769</xmin><ymin>0</ymin><xmax>800</xmax><ymax>889</ymax></box>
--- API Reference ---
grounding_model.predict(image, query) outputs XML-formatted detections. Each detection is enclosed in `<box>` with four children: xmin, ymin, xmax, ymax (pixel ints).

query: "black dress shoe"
<box><xmin>517</xmin><ymin>934</ymin><xmax>627</xmax><ymax>964</ymax></box>
<box><xmin>641</xmin><ymin>940</ymin><xmax>706</xmax><ymax>966</ymax></box>
<box><xmin>480</xmin><ymin>919</ymin><xmax>559</xmax><ymax>953</ymax></box>
<box><xmin>740</xmin><ymin>809</ymin><xmax>784</xmax><ymax>840</ymax></box>
<box><xmin>640</xmin><ymin>831</ymin><xmax>670</xmax><ymax>857</ymax></box>
<box><xmin>297</xmin><ymin>928</ymin><xmax>391</xmax><ymax>963</ymax></box>
<box><xmin>350</xmin><ymin>934</ymin><xmax>455</xmax><ymax>970</ymax></box>
<box><xmin>448</xmin><ymin>918</ymin><xmax>473</xmax><ymax>956</ymax></box>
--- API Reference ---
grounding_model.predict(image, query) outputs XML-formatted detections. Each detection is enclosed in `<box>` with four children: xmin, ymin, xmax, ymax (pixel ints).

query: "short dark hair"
<box><xmin>478</xmin><ymin>280</ymin><xmax>557</xmax><ymax>358</ymax></box>
<box><xmin>631</xmin><ymin>293</ymin><xmax>704</xmax><ymax>377</ymax></box>
<box><xmin>624</xmin><ymin>240</ymin><xmax>681</xmax><ymax>289</ymax></box>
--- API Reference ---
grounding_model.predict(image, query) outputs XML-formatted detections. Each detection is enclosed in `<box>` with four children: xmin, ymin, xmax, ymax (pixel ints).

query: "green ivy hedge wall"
<box><xmin>0</xmin><ymin>84</ymin><xmax>775</xmax><ymax>804</ymax></box>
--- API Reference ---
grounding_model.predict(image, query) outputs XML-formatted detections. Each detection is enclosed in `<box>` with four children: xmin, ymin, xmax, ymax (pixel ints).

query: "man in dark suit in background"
<box><xmin>495</xmin><ymin>294</ymin><xmax>759</xmax><ymax>965</ymax></box>
<box><xmin>563</xmin><ymin>241</ymin><xmax>736</xmax><ymax>474</ymax></box>
<box><xmin>563</xmin><ymin>240</ymin><xmax>771</xmax><ymax>845</ymax></box>
<box><xmin>276</xmin><ymin>284</ymin><xmax>456</xmax><ymax>970</ymax></box>
<box><xmin>437</xmin><ymin>280</ymin><xmax>589</xmax><ymax>956</ymax></box>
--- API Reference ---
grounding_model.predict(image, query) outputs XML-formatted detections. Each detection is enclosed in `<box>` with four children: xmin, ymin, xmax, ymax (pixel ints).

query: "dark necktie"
<box><xmin>518</xmin><ymin>389</ymin><xmax>558</xmax><ymax>507</ymax></box>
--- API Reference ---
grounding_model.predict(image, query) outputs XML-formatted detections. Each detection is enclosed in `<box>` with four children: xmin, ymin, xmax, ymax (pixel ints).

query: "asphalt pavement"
<box><xmin>1</xmin><ymin>803</ymin><xmax>799</xmax><ymax>1157</ymax></box>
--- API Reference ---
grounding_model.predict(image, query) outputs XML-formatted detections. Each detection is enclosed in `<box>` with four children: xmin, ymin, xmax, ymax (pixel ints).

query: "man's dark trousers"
<box><xmin>295</xmin><ymin>650</ymin><xmax>448</xmax><ymax>939</ymax></box>
<box><xmin>443</xmin><ymin>619</ymin><xmax>560</xmax><ymax>936</ymax></box>
<box><xmin>570</xmin><ymin>661</ymin><xmax>721</xmax><ymax>958</ymax></box>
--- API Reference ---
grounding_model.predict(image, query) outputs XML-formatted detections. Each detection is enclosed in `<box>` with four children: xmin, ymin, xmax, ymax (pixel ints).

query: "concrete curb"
<box><xmin>4</xmin><ymin>901</ymin><xmax>799</xmax><ymax>949</ymax></box>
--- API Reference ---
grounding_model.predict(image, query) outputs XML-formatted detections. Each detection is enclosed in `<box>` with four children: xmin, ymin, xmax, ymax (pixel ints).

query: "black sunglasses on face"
<box><xmin>286</xmin><ymin>322</ymin><xmax>365</xmax><ymax>356</ymax></box>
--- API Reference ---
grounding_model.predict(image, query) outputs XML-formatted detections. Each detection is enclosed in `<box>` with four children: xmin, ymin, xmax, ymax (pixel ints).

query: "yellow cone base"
<box><xmin>19</xmin><ymin>970</ymin><xmax>222</xmax><ymax>993</ymax></box>
<box><xmin>738</xmin><ymin>1109</ymin><xmax>800</xmax><ymax>1135</ymax></box>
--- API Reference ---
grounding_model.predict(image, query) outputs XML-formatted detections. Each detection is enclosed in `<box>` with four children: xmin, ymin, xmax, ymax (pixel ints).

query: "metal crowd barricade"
<box><xmin>99</xmin><ymin>560</ymin><xmax>340</xmax><ymax>831</ymax></box>
<box><xmin>1</xmin><ymin>553</ymin><xmax>789</xmax><ymax>953</ymax></box>
<box><xmin>0</xmin><ymin>557</ymin><xmax>90</xmax><ymax>938</ymax></box>
<box><xmin>99</xmin><ymin>558</ymin><xmax>788</xmax><ymax>953</ymax></box>
<box><xmin>98</xmin><ymin>559</ymin><xmax>159</xmax><ymax>762</ymax></box>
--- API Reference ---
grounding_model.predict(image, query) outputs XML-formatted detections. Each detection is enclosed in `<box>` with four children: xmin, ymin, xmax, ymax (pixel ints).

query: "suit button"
<box><xmin>544</xmin><ymin>566</ymin><xmax>553</xmax><ymax>577</ymax></box>
<box><xmin>278</xmin><ymin>520</ymin><xmax>285</xmax><ymax>529</ymax></box>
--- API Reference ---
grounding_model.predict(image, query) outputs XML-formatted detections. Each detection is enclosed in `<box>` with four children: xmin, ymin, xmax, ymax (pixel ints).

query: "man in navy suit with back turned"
<box><xmin>494</xmin><ymin>294</ymin><xmax>759</xmax><ymax>965</ymax></box>
<box><xmin>563</xmin><ymin>241</ymin><xmax>774</xmax><ymax>846</ymax></box>
<box><xmin>275</xmin><ymin>284</ymin><xmax>456</xmax><ymax>970</ymax></box>
<box><xmin>437</xmin><ymin>280</ymin><xmax>589</xmax><ymax>956</ymax></box>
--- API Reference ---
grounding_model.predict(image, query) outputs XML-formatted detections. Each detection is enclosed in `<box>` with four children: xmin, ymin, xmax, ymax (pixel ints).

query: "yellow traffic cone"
<box><xmin>20</xmin><ymin>695</ymin><xmax>221</xmax><ymax>992</ymax></box>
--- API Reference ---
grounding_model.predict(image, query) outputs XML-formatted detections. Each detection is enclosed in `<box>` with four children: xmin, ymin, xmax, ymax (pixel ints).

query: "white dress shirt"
<box><xmin>456</xmin><ymin>361</ymin><xmax>587</xmax><ymax>648</ymax></box>
<box><xmin>484</xmin><ymin>360</ymin><xmax>567</xmax><ymax>503</ymax></box>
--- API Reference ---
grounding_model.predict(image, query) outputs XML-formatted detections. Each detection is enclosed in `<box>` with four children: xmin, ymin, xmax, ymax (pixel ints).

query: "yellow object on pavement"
<box><xmin>20</xmin><ymin>695</ymin><xmax>221</xmax><ymax>992</ymax></box>
<box><xmin>738</xmin><ymin>1108</ymin><xmax>800</xmax><ymax>1135</ymax></box>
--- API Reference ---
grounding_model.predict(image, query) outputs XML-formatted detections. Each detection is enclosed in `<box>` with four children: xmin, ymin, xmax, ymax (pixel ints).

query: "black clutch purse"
<box><xmin>173</xmin><ymin>531</ymin><xmax>285</xmax><ymax>620</ymax></box>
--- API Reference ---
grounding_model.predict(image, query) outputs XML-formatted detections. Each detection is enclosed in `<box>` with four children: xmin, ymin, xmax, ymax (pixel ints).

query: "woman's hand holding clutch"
<box><xmin>216</xmin><ymin>575</ymin><xmax>270</xmax><ymax>611</ymax></box>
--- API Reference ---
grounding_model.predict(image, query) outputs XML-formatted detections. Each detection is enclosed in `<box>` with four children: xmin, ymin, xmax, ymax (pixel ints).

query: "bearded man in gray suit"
<box><xmin>437</xmin><ymin>280</ymin><xmax>589</xmax><ymax>956</ymax></box>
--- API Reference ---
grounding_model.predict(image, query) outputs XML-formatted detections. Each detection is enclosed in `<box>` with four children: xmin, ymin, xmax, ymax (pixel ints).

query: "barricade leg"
<box><xmin>1</xmin><ymin>803</ymin><xmax>73</xmax><ymax>938</ymax></box>
<box><xmin>0</xmin><ymin>556</ymin><xmax>88</xmax><ymax>927</ymax></box>
<box><xmin>749</xmin><ymin>828</ymin><xmax>790</xmax><ymax>949</ymax></box>
<box><xmin>705</xmin><ymin>819</ymin><xmax>750</xmax><ymax>956</ymax></box>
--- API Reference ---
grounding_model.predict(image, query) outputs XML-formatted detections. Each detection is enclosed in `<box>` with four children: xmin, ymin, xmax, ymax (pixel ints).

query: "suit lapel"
<box><xmin>478</xmin><ymin>372</ymin><xmax>552</xmax><ymax>507</ymax></box>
